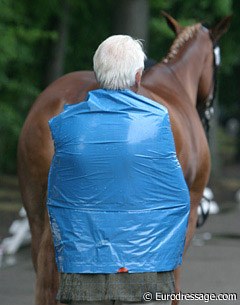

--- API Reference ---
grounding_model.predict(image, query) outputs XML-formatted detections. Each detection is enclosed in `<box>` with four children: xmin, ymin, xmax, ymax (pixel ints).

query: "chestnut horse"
<box><xmin>18</xmin><ymin>13</ymin><xmax>230</xmax><ymax>305</ymax></box>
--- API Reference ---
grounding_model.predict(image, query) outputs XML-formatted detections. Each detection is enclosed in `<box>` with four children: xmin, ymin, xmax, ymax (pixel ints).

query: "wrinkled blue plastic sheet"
<box><xmin>47</xmin><ymin>89</ymin><xmax>190</xmax><ymax>273</ymax></box>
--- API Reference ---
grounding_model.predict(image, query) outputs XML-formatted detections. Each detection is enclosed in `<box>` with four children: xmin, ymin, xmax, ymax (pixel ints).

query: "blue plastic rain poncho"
<box><xmin>47</xmin><ymin>89</ymin><xmax>190</xmax><ymax>273</ymax></box>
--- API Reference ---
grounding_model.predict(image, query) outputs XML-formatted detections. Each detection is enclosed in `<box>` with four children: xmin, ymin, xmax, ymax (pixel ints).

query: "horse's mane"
<box><xmin>163</xmin><ymin>23</ymin><xmax>201</xmax><ymax>63</ymax></box>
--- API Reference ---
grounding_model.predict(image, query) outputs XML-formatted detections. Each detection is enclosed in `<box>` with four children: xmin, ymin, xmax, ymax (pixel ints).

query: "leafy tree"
<box><xmin>0</xmin><ymin>0</ymin><xmax>57</xmax><ymax>172</ymax></box>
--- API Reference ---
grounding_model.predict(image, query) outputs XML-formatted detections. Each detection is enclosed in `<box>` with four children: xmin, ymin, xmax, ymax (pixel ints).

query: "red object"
<box><xmin>117</xmin><ymin>267</ymin><xmax>129</xmax><ymax>273</ymax></box>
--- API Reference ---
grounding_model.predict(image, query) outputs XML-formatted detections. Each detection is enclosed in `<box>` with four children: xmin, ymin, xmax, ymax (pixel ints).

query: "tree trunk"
<box><xmin>45</xmin><ymin>0</ymin><xmax>70</xmax><ymax>85</ymax></box>
<box><xmin>113</xmin><ymin>0</ymin><xmax>149</xmax><ymax>52</ymax></box>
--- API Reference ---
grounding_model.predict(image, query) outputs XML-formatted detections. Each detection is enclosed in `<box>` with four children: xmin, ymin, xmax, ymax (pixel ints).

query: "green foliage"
<box><xmin>65</xmin><ymin>0</ymin><xmax>112</xmax><ymax>72</ymax></box>
<box><xmin>0</xmin><ymin>103</ymin><xmax>22</xmax><ymax>172</ymax></box>
<box><xmin>149</xmin><ymin>0</ymin><xmax>233</xmax><ymax>63</ymax></box>
<box><xmin>0</xmin><ymin>0</ymin><xmax>57</xmax><ymax>173</ymax></box>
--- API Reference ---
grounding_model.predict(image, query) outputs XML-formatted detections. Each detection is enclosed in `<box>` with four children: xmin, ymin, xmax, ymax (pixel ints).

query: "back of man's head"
<box><xmin>93</xmin><ymin>35</ymin><xmax>146</xmax><ymax>90</ymax></box>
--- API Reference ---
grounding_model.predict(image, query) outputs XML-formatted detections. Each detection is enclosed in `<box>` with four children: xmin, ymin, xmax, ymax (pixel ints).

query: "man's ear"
<box><xmin>135</xmin><ymin>69</ymin><xmax>143</xmax><ymax>87</ymax></box>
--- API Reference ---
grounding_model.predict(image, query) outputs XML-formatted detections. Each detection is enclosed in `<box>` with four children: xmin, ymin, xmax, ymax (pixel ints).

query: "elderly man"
<box><xmin>47</xmin><ymin>35</ymin><xmax>190</xmax><ymax>305</ymax></box>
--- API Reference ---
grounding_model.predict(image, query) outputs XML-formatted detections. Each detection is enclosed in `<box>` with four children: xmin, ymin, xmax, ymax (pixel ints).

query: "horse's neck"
<box><xmin>143</xmin><ymin>32</ymin><xmax>209</xmax><ymax>107</ymax></box>
<box><xmin>167</xmin><ymin>42</ymin><xmax>207</xmax><ymax>105</ymax></box>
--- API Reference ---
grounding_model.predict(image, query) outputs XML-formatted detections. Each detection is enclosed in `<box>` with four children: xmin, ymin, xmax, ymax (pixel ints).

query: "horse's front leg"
<box><xmin>36</xmin><ymin>213</ymin><xmax>61</xmax><ymax>305</ymax></box>
<box><xmin>172</xmin><ymin>188</ymin><xmax>205</xmax><ymax>305</ymax></box>
<box><xmin>172</xmin><ymin>160</ymin><xmax>210</xmax><ymax>305</ymax></box>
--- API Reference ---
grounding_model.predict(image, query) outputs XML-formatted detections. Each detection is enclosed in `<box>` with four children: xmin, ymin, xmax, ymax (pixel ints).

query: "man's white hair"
<box><xmin>93</xmin><ymin>35</ymin><xmax>146</xmax><ymax>90</ymax></box>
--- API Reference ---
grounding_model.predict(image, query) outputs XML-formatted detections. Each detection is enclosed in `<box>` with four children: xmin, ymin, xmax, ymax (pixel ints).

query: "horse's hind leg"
<box><xmin>18</xmin><ymin>167</ymin><xmax>60</xmax><ymax>304</ymax></box>
<box><xmin>35</xmin><ymin>212</ymin><xmax>60</xmax><ymax>305</ymax></box>
<box><xmin>20</xmin><ymin>190</ymin><xmax>59</xmax><ymax>304</ymax></box>
<box><xmin>18</xmin><ymin>180</ymin><xmax>46</xmax><ymax>271</ymax></box>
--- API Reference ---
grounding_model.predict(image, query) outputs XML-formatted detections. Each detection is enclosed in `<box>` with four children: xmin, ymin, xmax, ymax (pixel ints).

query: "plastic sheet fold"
<box><xmin>47</xmin><ymin>89</ymin><xmax>190</xmax><ymax>273</ymax></box>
